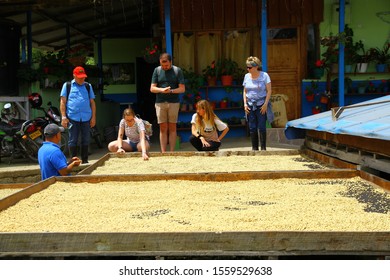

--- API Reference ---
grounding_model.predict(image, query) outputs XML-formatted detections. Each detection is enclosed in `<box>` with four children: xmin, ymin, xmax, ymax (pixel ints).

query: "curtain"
<box><xmin>173</xmin><ymin>33</ymin><xmax>195</xmax><ymax>71</ymax></box>
<box><xmin>225</xmin><ymin>31</ymin><xmax>250</xmax><ymax>68</ymax></box>
<box><xmin>197</xmin><ymin>32</ymin><xmax>221</xmax><ymax>74</ymax></box>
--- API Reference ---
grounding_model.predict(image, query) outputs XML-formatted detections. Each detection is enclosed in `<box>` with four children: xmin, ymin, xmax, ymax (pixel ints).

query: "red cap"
<box><xmin>73</xmin><ymin>66</ymin><xmax>87</xmax><ymax>78</ymax></box>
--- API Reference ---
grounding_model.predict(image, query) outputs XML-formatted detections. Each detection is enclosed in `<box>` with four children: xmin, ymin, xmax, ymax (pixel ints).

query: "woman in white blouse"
<box><xmin>107</xmin><ymin>108</ymin><xmax>150</xmax><ymax>160</ymax></box>
<box><xmin>189</xmin><ymin>100</ymin><xmax>229</xmax><ymax>151</ymax></box>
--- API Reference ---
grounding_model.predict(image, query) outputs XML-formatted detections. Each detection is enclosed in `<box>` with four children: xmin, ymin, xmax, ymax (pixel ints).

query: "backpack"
<box><xmin>66</xmin><ymin>81</ymin><xmax>91</xmax><ymax>99</ymax></box>
<box><xmin>135</xmin><ymin>115</ymin><xmax>153</xmax><ymax>137</ymax></box>
<box><xmin>156</xmin><ymin>65</ymin><xmax>179</xmax><ymax>77</ymax></box>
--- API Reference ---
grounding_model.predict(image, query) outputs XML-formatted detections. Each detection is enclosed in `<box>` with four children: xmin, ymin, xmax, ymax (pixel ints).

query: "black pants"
<box><xmin>189</xmin><ymin>135</ymin><xmax>221</xmax><ymax>151</ymax></box>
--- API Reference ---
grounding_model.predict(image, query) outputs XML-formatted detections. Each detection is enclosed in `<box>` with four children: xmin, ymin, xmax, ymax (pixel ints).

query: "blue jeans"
<box><xmin>68</xmin><ymin>119</ymin><xmax>91</xmax><ymax>147</ymax></box>
<box><xmin>248</xmin><ymin>105</ymin><xmax>267</xmax><ymax>134</ymax></box>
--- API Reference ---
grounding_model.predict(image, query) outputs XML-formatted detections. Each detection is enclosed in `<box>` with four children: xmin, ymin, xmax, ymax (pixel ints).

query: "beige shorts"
<box><xmin>155</xmin><ymin>102</ymin><xmax>180</xmax><ymax>124</ymax></box>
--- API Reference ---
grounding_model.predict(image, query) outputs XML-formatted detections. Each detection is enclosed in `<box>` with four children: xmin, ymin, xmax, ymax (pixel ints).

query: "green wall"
<box><xmin>321</xmin><ymin>0</ymin><xmax>390</xmax><ymax>73</ymax></box>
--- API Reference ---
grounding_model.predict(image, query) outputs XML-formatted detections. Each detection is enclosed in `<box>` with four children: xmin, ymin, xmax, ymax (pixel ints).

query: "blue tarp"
<box><xmin>285</xmin><ymin>95</ymin><xmax>390</xmax><ymax>141</ymax></box>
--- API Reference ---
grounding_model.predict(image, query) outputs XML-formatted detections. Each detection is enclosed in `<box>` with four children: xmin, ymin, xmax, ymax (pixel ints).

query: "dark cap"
<box><xmin>44</xmin><ymin>123</ymin><xmax>65</xmax><ymax>137</ymax></box>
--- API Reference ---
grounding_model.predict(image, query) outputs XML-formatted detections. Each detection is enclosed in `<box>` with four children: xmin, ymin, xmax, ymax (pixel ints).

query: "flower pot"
<box><xmin>220</xmin><ymin>100</ymin><xmax>228</xmax><ymax>109</ymax></box>
<box><xmin>313</xmin><ymin>68</ymin><xmax>324</xmax><ymax>79</ymax></box>
<box><xmin>188</xmin><ymin>104</ymin><xmax>194</xmax><ymax>111</ymax></box>
<box><xmin>320</xmin><ymin>96</ymin><xmax>328</xmax><ymax>104</ymax></box>
<box><xmin>221</xmin><ymin>75</ymin><xmax>233</xmax><ymax>86</ymax></box>
<box><xmin>312</xmin><ymin>107</ymin><xmax>321</xmax><ymax>114</ymax></box>
<box><xmin>375</xmin><ymin>64</ymin><xmax>387</xmax><ymax>73</ymax></box>
<box><xmin>345</xmin><ymin>64</ymin><xmax>353</xmax><ymax>73</ymax></box>
<box><xmin>210</xmin><ymin>101</ymin><xmax>216</xmax><ymax>110</ymax></box>
<box><xmin>357</xmin><ymin>87</ymin><xmax>366</xmax><ymax>94</ymax></box>
<box><xmin>356</xmin><ymin>63</ymin><xmax>368</xmax><ymax>73</ymax></box>
<box><xmin>305</xmin><ymin>95</ymin><xmax>314</xmax><ymax>102</ymax></box>
<box><xmin>207</xmin><ymin>76</ymin><xmax>217</xmax><ymax>86</ymax></box>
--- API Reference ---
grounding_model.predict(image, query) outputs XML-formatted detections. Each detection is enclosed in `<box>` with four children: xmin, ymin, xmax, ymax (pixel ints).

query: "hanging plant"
<box><xmin>143</xmin><ymin>42</ymin><xmax>160</xmax><ymax>63</ymax></box>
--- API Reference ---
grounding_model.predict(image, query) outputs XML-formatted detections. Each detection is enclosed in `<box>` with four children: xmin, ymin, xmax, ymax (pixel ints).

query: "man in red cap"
<box><xmin>60</xmin><ymin>66</ymin><xmax>96</xmax><ymax>164</ymax></box>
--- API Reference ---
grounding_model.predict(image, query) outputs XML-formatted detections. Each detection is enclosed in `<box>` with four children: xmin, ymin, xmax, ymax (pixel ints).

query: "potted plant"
<box><xmin>233</xmin><ymin>67</ymin><xmax>246</xmax><ymax>84</ymax></box>
<box><xmin>202</xmin><ymin>61</ymin><xmax>217</xmax><ymax>86</ymax></box>
<box><xmin>354</xmin><ymin>40</ymin><xmax>372</xmax><ymax>73</ymax></box>
<box><xmin>216</xmin><ymin>58</ymin><xmax>238</xmax><ymax>86</ymax></box>
<box><xmin>356</xmin><ymin>80</ymin><xmax>368</xmax><ymax>94</ymax></box>
<box><xmin>142</xmin><ymin>41</ymin><xmax>160</xmax><ymax>64</ymax></box>
<box><xmin>313</xmin><ymin>59</ymin><xmax>326</xmax><ymax>79</ymax></box>
<box><xmin>220</xmin><ymin>97</ymin><xmax>229</xmax><ymax>108</ymax></box>
<box><xmin>368</xmin><ymin>42</ymin><xmax>390</xmax><ymax>72</ymax></box>
<box><xmin>377</xmin><ymin>79</ymin><xmax>389</xmax><ymax>93</ymax></box>
<box><xmin>304</xmin><ymin>81</ymin><xmax>318</xmax><ymax>102</ymax></box>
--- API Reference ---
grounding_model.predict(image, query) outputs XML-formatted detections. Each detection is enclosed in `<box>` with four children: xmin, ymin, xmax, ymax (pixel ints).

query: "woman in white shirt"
<box><xmin>189</xmin><ymin>100</ymin><xmax>229</xmax><ymax>151</ymax></box>
<box><xmin>107</xmin><ymin>108</ymin><xmax>150</xmax><ymax>160</ymax></box>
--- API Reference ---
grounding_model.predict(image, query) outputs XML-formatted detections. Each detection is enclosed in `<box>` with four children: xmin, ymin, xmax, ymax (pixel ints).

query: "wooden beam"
<box><xmin>1</xmin><ymin>231</ymin><xmax>389</xmax><ymax>257</ymax></box>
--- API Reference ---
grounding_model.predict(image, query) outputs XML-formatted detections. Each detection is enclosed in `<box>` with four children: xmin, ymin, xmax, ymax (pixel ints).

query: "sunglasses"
<box><xmin>247</xmin><ymin>66</ymin><xmax>253</xmax><ymax>69</ymax></box>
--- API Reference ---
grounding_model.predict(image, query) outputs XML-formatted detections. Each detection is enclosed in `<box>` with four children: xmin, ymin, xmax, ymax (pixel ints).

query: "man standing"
<box><xmin>38</xmin><ymin>123</ymin><xmax>81</xmax><ymax>180</ymax></box>
<box><xmin>60</xmin><ymin>66</ymin><xmax>96</xmax><ymax>163</ymax></box>
<box><xmin>150</xmin><ymin>53</ymin><xmax>185</xmax><ymax>152</ymax></box>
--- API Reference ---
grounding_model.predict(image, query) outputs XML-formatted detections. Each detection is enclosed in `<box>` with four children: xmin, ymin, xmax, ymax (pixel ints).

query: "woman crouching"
<box><xmin>189</xmin><ymin>100</ymin><xmax>229</xmax><ymax>151</ymax></box>
<box><xmin>108</xmin><ymin>108</ymin><xmax>150</xmax><ymax>160</ymax></box>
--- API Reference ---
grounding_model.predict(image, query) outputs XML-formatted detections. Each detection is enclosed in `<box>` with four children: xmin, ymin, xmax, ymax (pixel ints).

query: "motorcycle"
<box><xmin>29</xmin><ymin>93</ymin><xmax>69</xmax><ymax>155</ymax></box>
<box><xmin>0</xmin><ymin>104</ymin><xmax>40</xmax><ymax>163</ymax></box>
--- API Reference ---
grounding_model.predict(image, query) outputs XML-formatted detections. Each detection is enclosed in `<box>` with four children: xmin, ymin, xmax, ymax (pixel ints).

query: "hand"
<box><xmin>244</xmin><ymin>105</ymin><xmax>250</xmax><ymax>114</ymax></box>
<box><xmin>61</xmin><ymin>118</ymin><xmax>69</xmax><ymax>128</ymax></box>
<box><xmin>142</xmin><ymin>152</ymin><xmax>149</xmax><ymax>161</ymax></box>
<box><xmin>200</xmin><ymin>137</ymin><xmax>210</xmax><ymax>148</ymax></box>
<box><xmin>70</xmin><ymin>157</ymin><xmax>81</xmax><ymax>167</ymax></box>
<box><xmin>117</xmin><ymin>147</ymin><xmax>125</xmax><ymax>154</ymax></box>
<box><xmin>161</xmin><ymin>86</ymin><xmax>171</xmax><ymax>94</ymax></box>
<box><xmin>260</xmin><ymin>103</ymin><xmax>267</xmax><ymax>115</ymax></box>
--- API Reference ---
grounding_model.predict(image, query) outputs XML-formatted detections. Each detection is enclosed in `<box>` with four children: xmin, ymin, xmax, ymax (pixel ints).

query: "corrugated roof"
<box><xmin>285</xmin><ymin>95</ymin><xmax>390</xmax><ymax>141</ymax></box>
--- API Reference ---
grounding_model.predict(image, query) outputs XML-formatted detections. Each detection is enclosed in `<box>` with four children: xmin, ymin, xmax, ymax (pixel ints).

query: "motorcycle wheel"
<box><xmin>21</xmin><ymin>137</ymin><xmax>40</xmax><ymax>163</ymax></box>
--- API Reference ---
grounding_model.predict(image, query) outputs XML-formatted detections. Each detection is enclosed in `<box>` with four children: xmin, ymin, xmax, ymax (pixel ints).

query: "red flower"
<box><xmin>315</xmin><ymin>59</ymin><xmax>325</xmax><ymax>68</ymax></box>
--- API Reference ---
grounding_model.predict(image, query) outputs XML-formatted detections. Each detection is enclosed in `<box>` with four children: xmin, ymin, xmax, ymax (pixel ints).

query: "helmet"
<box><xmin>28</xmin><ymin>93</ymin><xmax>42</xmax><ymax>108</ymax></box>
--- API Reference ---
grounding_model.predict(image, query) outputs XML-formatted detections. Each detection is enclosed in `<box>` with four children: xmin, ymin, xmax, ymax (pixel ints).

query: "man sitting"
<box><xmin>38</xmin><ymin>123</ymin><xmax>81</xmax><ymax>180</ymax></box>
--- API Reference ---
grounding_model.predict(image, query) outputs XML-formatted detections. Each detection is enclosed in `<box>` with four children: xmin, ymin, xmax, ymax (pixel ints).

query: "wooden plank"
<box><xmin>306</xmin><ymin>131</ymin><xmax>390</xmax><ymax>157</ymax></box>
<box><xmin>224</xmin><ymin>0</ymin><xmax>236</xmax><ymax>28</ymax></box>
<box><xmin>0</xmin><ymin>231</ymin><xmax>389</xmax><ymax>257</ymax></box>
<box><xmin>213</xmin><ymin>0</ymin><xmax>224</xmax><ymax>29</ymax></box>
<box><xmin>359</xmin><ymin>171</ymin><xmax>390</xmax><ymax>191</ymax></box>
<box><xmin>235</xmin><ymin>0</ymin><xmax>246</xmax><ymax>28</ymax></box>
<box><xmin>313</xmin><ymin>0</ymin><xmax>324</xmax><ymax>23</ymax></box>
<box><xmin>59</xmin><ymin>169</ymin><xmax>360</xmax><ymax>185</ymax></box>
<box><xmin>190</xmin><ymin>0</ymin><xmax>202</xmax><ymax>29</ymax></box>
<box><xmin>0</xmin><ymin>177</ymin><xmax>55</xmax><ymax>212</ymax></box>
<box><xmin>77</xmin><ymin>153</ymin><xmax>110</xmax><ymax>175</ymax></box>
<box><xmin>246</xmin><ymin>0</ymin><xmax>259</xmax><ymax>27</ymax></box>
<box><xmin>202</xmin><ymin>0</ymin><xmax>214</xmax><ymax>29</ymax></box>
<box><xmin>0</xmin><ymin>183</ymin><xmax>31</xmax><ymax>189</ymax></box>
<box><xmin>303</xmin><ymin>149</ymin><xmax>358</xmax><ymax>169</ymax></box>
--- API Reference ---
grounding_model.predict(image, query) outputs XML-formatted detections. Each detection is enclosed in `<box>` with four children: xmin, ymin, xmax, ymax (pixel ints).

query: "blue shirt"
<box><xmin>243</xmin><ymin>72</ymin><xmax>271</xmax><ymax>106</ymax></box>
<box><xmin>60</xmin><ymin>80</ymin><xmax>95</xmax><ymax>122</ymax></box>
<box><xmin>38</xmin><ymin>142</ymin><xmax>68</xmax><ymax>180</ymax></box>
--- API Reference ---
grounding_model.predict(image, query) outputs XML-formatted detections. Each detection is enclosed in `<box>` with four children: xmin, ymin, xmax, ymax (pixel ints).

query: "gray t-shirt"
<box><xmin>151</xmin><ymin>65</ymin><xmax>185</xmax><ymax>103</ymax></box>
